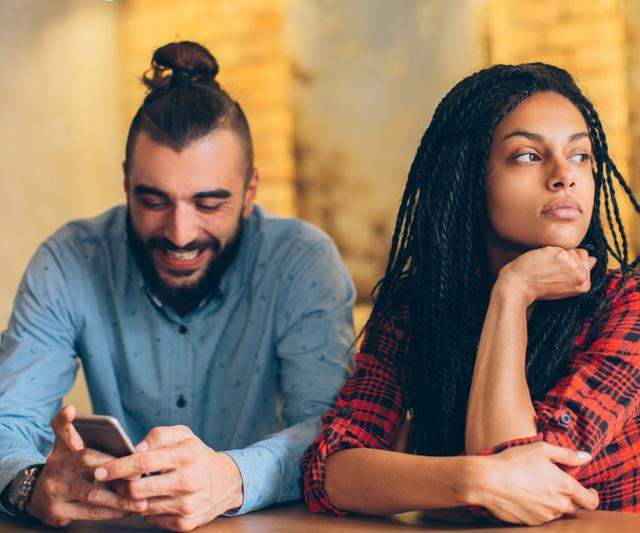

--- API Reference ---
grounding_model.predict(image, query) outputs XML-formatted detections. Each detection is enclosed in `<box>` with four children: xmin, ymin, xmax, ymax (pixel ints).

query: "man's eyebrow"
<box><xmin>132</xmin><ymin>185</ymin><xmax>232</xmax><ymax>200</ymax></box>
<box><xmin>192</xmin><ymin>189</ymin><xmax>232</xmax><ymax>200</ymax></box>
<box><xmin>502</xmin><ymin>130</ymin><xmax>590</xmax><ymax>143</ymax></box>
<box><xmin>133</xmin><ymin>184</ymin><xmax>170</xmax><ymax>199</ymax></box>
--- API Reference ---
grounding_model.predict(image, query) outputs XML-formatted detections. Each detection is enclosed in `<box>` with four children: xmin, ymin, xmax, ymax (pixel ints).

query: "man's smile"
<box><xmin>154</xmin><ymin>247</ymin><xmax>211</xmax><ymax>272</ymax></box>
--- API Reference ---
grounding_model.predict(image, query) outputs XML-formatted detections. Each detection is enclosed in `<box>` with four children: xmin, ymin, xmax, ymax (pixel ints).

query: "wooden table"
<box><xmin>2</xmin><ymin>503</ymin><xmax>639</xmax><ymax>532</ymax></box>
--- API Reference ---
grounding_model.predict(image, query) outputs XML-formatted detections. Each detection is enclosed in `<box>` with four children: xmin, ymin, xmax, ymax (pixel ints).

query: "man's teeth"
<box><xmin>167</xmin><ymin>250</ymin><xmax>199</xmax><ymax>261</ymax></box>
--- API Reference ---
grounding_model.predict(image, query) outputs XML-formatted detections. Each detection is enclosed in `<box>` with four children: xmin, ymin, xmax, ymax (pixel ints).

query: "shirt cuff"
<box><xmin>222</xmin><ymin>446</ymin><xmax>282</xmax><ymax>516</ymax></box>
<box><xmin>0</xmin><ymin>453</ymin><xmax>47</xmax><ymax>516</ymax></box>
<box><xmin>532</xmin><ymin>403</ymin><xmax>581</xmax><ymax>450</ymax></box>
<box><xmin>303</xmin><ymin>406</ymin><xmax>361</xmax><ymax>516</ymax></box>
<box><xmin>475</xmin><ymin>433</ymin><xmax>544</xmax><ymax>456</ymax></box>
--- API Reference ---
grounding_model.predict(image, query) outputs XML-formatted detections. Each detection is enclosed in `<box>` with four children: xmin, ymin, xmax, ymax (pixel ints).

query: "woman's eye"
<box><xmin>569</xmin><ymin>153</ymin><xmax>592</xmax><ymax>163</ymax></box>
<box><xmin>513</xmin><ymin>152</ymin><xmax>540</xmax><ymax>163</ymax></box>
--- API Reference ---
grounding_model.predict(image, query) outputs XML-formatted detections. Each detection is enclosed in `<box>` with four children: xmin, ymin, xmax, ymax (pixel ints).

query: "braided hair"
<box><xmin>372</xmin><ymin>63</ymin><xmax>640</xmax><ymax>456</ymax></box>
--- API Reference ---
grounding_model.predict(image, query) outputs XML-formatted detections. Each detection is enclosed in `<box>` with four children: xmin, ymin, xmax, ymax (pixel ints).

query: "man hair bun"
<box><xmin>142</xmin><ymin>41</ymin><xmax>219</xmax><ymax>91</ymax></box>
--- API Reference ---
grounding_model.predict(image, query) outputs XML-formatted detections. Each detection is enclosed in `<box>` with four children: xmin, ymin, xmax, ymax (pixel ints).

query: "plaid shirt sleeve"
<box><xmin>301</xmin><ymin>301</ymin><xmax>410</xmax><ymax>514</ymax></box>
<box><xmin>475</xmin><ymin>272</ymin><xmax>640</xmax><ymax>461</ymax></box>
<box><xmin>469</xmin><ymin>272</ymin><xmax>640</xmax><ymax>518</ymax></box>
<box><xmin>303</xmin><ymin>272</ymin><xmax>640</xmax><ymax>517</ymax></box>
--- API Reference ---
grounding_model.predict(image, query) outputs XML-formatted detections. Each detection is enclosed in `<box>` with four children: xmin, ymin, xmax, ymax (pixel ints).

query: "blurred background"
<box><xmin>1</xmin><ymin>0</ymin><xmax>639</xmax><ymax>412</ymax></box>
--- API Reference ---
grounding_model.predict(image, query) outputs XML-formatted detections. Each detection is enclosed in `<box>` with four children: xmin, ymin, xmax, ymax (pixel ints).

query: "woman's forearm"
<box><xmin>324</xmin><ymin>448</ymin><xmax>485</xmax><ymax>515</ymax></box>
<box><xmin>465</xmin><ymin>281</ymin><xmax>538</xmax><ymax>454</ymax></box>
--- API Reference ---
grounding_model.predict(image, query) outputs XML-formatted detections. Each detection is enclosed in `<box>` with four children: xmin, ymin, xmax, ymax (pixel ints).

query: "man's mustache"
<box><xmin>145</xmin><ymin>236</ymin><xmax>221</xmax><ymax>254</ymax></box>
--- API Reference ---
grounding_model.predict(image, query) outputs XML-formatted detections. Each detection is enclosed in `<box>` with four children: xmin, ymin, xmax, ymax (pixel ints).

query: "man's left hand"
<box><xmin>94</xmin><ymin>425</ymin><xmax>243</xmax><ymax>532</ymax></box>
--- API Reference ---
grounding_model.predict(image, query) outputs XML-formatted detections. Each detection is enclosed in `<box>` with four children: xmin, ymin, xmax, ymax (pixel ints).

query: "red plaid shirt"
<box><xmin>302</xmin><ymin>271</ymin><xmax>640</xmax><ymax>516</ymax></box>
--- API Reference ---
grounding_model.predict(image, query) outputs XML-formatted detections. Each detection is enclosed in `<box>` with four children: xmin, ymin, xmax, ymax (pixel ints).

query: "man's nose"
<box><xmin>546</xmin><ymin>158</ymin><xmax>576</xmax><ymax>191</ymax></box>
<box><xmin>164</xmin><ymin>204</ymin><xmax>198</xmax><ymax>248</ymax></box>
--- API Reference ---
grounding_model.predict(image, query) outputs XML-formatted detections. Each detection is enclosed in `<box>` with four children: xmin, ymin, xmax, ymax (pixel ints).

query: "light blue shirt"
<box><xmin>0</xmin><ymin>205</ymin><xmax>355</xmax><ymax>515</ymax></box>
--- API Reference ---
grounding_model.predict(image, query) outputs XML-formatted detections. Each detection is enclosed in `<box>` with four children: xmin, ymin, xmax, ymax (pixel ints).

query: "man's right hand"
<box><xmin>476</xmin><ymin>442</ymin><xmax>599</xmax><ymax>526</ymax></box>
<box><xmin>26</xmin><ymin>405</ymin><xmax>145</xmax><ymax>527</ymax></box>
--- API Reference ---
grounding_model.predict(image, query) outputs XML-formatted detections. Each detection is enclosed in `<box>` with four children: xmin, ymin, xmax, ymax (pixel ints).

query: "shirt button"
<box><xmin>179</xmin><ymin>325</ymin><xmax>188</xmax><ymax>335</ymax></box>
<box><xmin>176</xmin><ymin>394</ymin><xmax>187</xmax><ymax>408</ymax></box>
<box><xmin>559</xmin><ymin>413</ymin><xmax>572</xmax><ymax>426</ymax></box>
<box><xmin>338</xmin><ymin>406</ymin><xmax>352</xmax><ymax>417</ymax></box>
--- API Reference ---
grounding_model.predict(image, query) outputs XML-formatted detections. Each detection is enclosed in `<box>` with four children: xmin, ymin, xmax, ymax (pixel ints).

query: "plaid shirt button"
<box><xmin>559</xmin><ymin>413</ymin><xmax>572</xmax><ymax>426</ymax></box>
<box><xmin>338</xmin><ymin>406</ymin><xmax>352</xmax><ymax>417</ymax></box>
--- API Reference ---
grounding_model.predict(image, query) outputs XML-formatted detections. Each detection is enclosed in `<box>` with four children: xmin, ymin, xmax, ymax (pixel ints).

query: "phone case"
<box><xmin>72</xmin><ymin>415</ymin><xmax>136</xmax><ymax>458</ymax></box>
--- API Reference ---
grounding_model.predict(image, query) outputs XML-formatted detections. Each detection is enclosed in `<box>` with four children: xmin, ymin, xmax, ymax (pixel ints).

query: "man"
<box><xmin>0</xmin><ymin>41</ymin><xmax>354</xmax><ymax>531</ymax></box>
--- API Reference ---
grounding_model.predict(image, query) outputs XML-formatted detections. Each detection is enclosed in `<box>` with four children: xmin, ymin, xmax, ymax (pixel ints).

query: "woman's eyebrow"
<box><xmin>568</xmin><ymin>132</ymin><xmax>590</xmax><ymax>142</ymax></box>
<box><xmin>502</xmin><ymin>130</ymin><xmax>544</xmax><ymax>142</ymax></box>
<box><xmin>501</xmin><ymin>130</ymin><xmax>589</xmax><ymax>142</ymax></box>
<box><xmin>502</xmin><ymin>130</ymin><xmax>589</xmax><ymax>142</ymax></box>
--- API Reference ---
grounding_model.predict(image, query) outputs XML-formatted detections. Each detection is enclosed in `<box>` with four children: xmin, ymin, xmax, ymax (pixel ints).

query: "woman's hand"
<box><xmin>476</xmin><ymin>442</ymin><xmax>599</xmax><ymax>526</ymax></box>
<box><xmin>497</xmin><ymin>246</ymin><xmax>597</xmax><ymax>306</ymax></box>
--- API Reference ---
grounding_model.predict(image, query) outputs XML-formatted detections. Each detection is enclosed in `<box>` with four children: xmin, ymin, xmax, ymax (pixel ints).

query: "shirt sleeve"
<box><xmin>0</xmin><ymin>240</ymin><xmax>82</xmax><ymax>514</ymax></box>
<box><xmin>224</xmin><ymin>238</ymin><xmax>356</xmax><ymax>515</ymax></box>
<box><xmin>473</xmin><ymin>273</ymin><xmax>640</xmax><ymax>475</ymax></box>
<box><xmin>301</xmin><ymin>297</ymin><xmax>410</xmax><ymax>515</ymax></box>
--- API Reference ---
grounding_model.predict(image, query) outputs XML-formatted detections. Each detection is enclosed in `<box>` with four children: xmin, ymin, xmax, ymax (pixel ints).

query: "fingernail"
<box><xmin>135</xmin><ymin>440</ymin><xmax>148</xmax><ymax>452</ymax></box>
<box><xmin>94</xmin><ymin>467</ymin><xmax>107</xmax><ymax>481</ymax></box>
<box><xmin>577</xmin><ymin>451</ymin><xmax>591</xmax><ymax>460</ymax></box>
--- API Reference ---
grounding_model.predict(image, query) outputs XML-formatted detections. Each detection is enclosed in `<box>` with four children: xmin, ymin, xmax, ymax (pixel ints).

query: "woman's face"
<box><xmin>485</xmin><ymin>91</ymin><xmax>595</xmax><ymax>253</ymax></box>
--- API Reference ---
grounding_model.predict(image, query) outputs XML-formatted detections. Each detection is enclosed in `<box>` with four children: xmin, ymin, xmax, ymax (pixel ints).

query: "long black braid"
<box><xmin>371</xmin><ymin>63</ymin><xmax>640</xmax><ymax>456</ymax></box>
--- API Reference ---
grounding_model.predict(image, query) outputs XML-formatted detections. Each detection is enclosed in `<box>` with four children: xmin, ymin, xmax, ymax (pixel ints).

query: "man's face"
<box><xmin>125</xmin><ymin>129</ymin><xmax>258</xmax><ymax>311</ymax></box>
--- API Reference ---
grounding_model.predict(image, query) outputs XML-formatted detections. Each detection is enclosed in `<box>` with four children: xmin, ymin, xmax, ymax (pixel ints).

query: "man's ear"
<box><xmin>122</xmin><ymin>162</ymin><xmax>129</xmax><ymax>198</ymax></box>
<box><xmin>242</xmin><ymin>167</ymin><xmax>260</xmax><ymax>218</ymax></box>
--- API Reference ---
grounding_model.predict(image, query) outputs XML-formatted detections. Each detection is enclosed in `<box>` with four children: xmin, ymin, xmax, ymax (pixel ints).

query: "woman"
<box><xmin>302</xmin><ymin>63</ymin><xmax>640</xmax><ymax>526</ymax></box>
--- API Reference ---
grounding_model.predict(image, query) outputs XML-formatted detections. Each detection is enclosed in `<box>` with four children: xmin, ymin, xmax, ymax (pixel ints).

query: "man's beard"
<box><xmin>126</xmin><ymin>209</ymin><xmax>243</xmax><ymax>315</ymax></box>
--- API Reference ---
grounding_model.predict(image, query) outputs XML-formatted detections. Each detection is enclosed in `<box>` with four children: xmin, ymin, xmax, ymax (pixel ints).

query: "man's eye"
<box><xmin>569</xmin><ymin>153</ymin><xmax>592</xmax><ymax>163</ymax></box>
<box><xmin>197</xmin><ymin>203</ymin><xmax>221</xmax><ymax>212</ymax></box>
<box><xmin>138</xmin><ymin>198</ymin><xmax>168</xmax><ymax>210</ymax></box>
<box><xmin>513</xmin><ymin>152</ymin><xmax>541</xmax><ymax>163</ymax></box>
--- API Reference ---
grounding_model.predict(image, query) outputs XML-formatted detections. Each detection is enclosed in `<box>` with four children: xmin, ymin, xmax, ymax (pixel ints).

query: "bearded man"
<box><xmin>0</xmin><ymin>41</ymin><xmax>354</xmax><ymax>531</ymax></box>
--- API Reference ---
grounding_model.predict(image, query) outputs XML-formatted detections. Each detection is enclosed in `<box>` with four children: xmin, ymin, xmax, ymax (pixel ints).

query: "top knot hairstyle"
<box><xmin>372</xmin><ymin>63</ymin><xmax>640</xmax><ymax>457</ymax></box>
<box><xmin>124</xmin><ymin>41</ymin><xmax>253</xmax><ymax>179</ymax></box>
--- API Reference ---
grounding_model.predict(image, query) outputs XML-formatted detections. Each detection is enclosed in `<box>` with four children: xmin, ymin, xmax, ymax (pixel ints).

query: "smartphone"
<box><xmin>72</xmin><ymin>415</ymin><xmax>136</xmax><ymax>458</ymax></box>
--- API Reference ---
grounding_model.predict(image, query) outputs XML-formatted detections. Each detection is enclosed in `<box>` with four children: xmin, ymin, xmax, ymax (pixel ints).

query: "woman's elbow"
<box><xmin>324</xmin><ymin>453</ymin><xmax>345</xmax><ymax>508</ymax></box>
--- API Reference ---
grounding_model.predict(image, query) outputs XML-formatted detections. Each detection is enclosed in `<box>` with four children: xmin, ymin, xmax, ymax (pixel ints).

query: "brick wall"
<box><xmin>485</xmin><ymin>0</ymin><xmax>637</xmax><ymax>256</ymax></box>
<box><xmin>120</xmin><ymin>0</ymin><xmax>296</xmax><ymax>217</ymax></box>
<box><xmin>626</xmin><ymin>0</ymin><xmax>640</xmax><ymax>251</ymax></box>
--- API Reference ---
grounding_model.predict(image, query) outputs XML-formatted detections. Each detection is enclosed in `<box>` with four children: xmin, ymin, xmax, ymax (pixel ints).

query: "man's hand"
<box><xmin>498</xmin><ymin>246</ymin><xmax>597</xmax><ymax>305</ymax></box>
<box><xmin>95</xmin><ymin>425</ymin><xmax>243</xmax><ymax>532</ymax></box>
<box><xmin>476</xmin><ymin>442</ymin><xmax>599</xmax><ymax>526</ymax></box>
<box><xmin>27</xmin><ymin>405</ymin><xmax>144</xmax><ymax>527</ymax></box>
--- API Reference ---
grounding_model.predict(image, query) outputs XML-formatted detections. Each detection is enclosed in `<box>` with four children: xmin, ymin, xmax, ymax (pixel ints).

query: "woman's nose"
<box><xmin>546</xmin><ymin>160</ymin><xmax>575</xmax><ymax>191</ymax></box>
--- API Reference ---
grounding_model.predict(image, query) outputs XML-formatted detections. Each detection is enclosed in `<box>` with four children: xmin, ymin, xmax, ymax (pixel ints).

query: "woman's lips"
<box><xmin>541</xmin><ymin>198</ymin><xmax>583</xmax><ymax>220</ymax></box>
